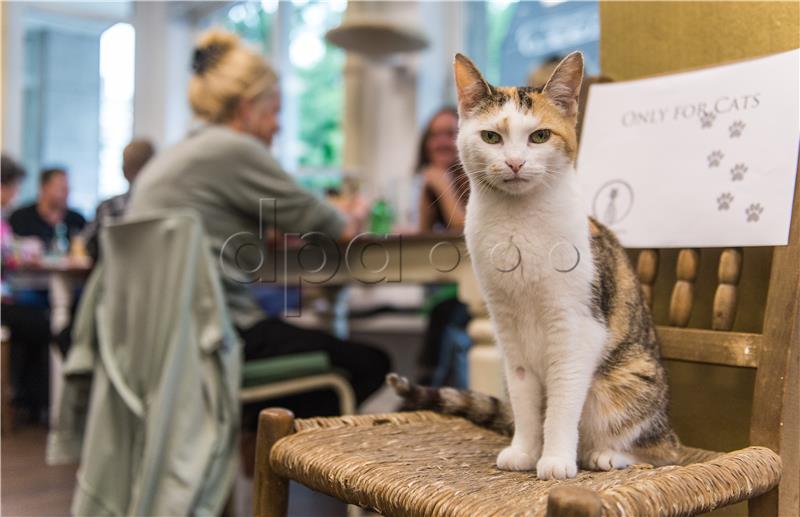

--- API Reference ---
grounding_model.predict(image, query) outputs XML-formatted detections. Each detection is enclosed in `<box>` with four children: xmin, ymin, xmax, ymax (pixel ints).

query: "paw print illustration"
<box><xmin>746</xmin><ymin>203</ymin><xmax>763</xmax><ymax>222</ymax></box>
<box><xmin>730</xmin><ymin>163</ymin><xmax>748</xmax><ymax>181</ymax></box>
<box><xmin>716</xmin><ymin>192</ymin><xmax>734</xmax><ymax>211</ymax></box>
<box><xmin>729</xmin><ymin>120</ymin><xmax>746</xmax><ymax>138</ymax></box>
<box><xmin>707</xmin><ymin>150</ymin><xmax>724</xmax><ymax>168</ymax></box>
<box><xmin>700</xmin><ymin>110</ymin><xmax>716</xmax><ymax>129</ymax></box>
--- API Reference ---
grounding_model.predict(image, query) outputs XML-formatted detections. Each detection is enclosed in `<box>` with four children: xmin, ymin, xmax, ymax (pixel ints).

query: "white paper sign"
<box><xmin>577</xmin><ymin>49</ymin><xmax>800</xmax><ymax>248</ymax></box>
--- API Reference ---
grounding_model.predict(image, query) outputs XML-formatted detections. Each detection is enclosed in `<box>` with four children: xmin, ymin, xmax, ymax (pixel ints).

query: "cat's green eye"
<box><xmin>480</xmin><ymin>130</ymin><xmax>502</xmax><ymax>144</ymax></box>
<box><xmin>529</xmin><ymin>129</ymin><xmax>551</xmax><ymax>144</ymax></box>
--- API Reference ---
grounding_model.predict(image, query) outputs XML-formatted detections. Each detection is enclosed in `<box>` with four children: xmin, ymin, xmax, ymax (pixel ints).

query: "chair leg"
<box><xmin>545</xmin><ymin>486</ymin><xmax>602</xmax><ymax>517</ymax></box>
<box><xmin>330</xmin><ymin>374</ymin><xmax>356</xmax><ymax>415</ymax></box>
<box><xmin>748</xmin><ymin>487</ymin><xmax>779</xmax><ymax>517</ymax></box>
<box><xmin>253</xmin><ymin>408</ymin><xmax>295</xmax><ymax>517</ymax></box>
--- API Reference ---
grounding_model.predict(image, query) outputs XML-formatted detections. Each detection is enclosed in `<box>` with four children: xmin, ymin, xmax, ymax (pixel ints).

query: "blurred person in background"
<box><xmin>1</xmin><ymin>154</ymin><xmax>51</xmax><ymax>424</ymax></box>
<box><xmin>127</xmin><ymin>30</ymin><xmax>390</xmax><ymax>432</ymax></box>
<box><xmin>53</xmin><ymin>139</ymin><xmax>157</xmax><ymax>356</ymax></box>
<box><xmin>414</xmin><ymin>108</ymin><xmax>471</xmax><ymax>388</ymax></box>
<box><xmin>10</xmin><ymin>167</ymin><xmax>86</xmax><ymax>253</ymax></box>
<box><xmin>82</xmin><ymin>138</ymin><xmax>155</xmax><ymax>261</ymax></box>
<box><xmin>9</xmin><ymin>168</ymin><xmax>86</xmax><ymax>330</ymax></box>
<box><xmin>1</xmin><ymin>155</ymin><xmax>26</xmax><ymax>218</ymax></box>
<box><xmin>416</xmin><ymin>106</ymin><xmax>467</xmax><ymax>233</ymax></box>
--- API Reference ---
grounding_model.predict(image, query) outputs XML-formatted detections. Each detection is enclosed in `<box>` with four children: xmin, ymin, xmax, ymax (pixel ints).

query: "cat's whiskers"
<box><xmin>425</xmin><ymin>161</ymin><xmax>491</xmax><ymax>213</ymax></box>
<box><xmin>446</xmin><ymin>174</ymin><xmax>497</xmax><ymax>228</ymax></box>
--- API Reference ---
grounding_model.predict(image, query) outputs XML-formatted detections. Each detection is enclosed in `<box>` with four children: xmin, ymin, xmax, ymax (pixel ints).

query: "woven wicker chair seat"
<box><xmin>269</xmin><ymin>411</ymin><xmax>782</xmax><ymax>517</ymax></box>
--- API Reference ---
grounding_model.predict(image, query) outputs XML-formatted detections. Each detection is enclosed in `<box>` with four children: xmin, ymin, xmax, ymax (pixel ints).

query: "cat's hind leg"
<box><xmin>583</xmin><ymin>449</ymin><xmax>635</xmax><ymax>471</ymax></box>
<box><xmin>579</xmin><ymin>375</ymin><xmax>679</xmax><ymax>471</ymax></box>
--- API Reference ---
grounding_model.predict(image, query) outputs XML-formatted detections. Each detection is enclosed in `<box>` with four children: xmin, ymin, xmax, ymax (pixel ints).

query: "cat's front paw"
<box><xmin>536</xmin><ymin>455</ymin><xmax>578</xmax><ymax>480</ymax></box>
<box><xmin>496</xmin><ymin>446</ymin><xmax>538</xmax><ymax>471</ymax></box>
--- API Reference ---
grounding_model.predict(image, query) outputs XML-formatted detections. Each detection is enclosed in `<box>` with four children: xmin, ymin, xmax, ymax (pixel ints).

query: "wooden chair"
<box><xmin>238</xmin><ymin>352</ymin><xmax>355</xmax><ymax>478</ymax></box>
<box><xmin>252</xmin><ymin>170</ymin><xmax>799</xmax><ymax>515</ymax></box>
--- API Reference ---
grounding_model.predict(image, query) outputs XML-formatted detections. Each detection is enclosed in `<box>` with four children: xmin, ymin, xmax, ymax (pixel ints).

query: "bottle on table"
<box><xmin>369</xmin><ymin>199</ymin><xmax>395</xmax><ymax>234</ymax></box>
<box><xmin>50</xmin><ymin>222</ymin><xmax>70</xmax><ymax>258</ymax></box>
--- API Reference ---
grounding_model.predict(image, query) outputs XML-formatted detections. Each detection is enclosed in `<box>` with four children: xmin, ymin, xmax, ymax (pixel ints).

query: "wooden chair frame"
<box><xmin>649</xmin><ymin>171</ymin><xmax>800</xmax><ymax>515</ymax></box>
<box><xmin>252</xmin><ymin>170</ymin><xmax>799</xmax><ymax>516</ymax></box>
<box><xmin>240</xmin><ymin>372</ymin><xmax>356</xmax><ymax>414</ymax></box>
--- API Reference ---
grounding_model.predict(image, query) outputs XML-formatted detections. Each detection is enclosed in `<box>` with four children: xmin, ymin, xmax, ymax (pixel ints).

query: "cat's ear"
<box><xmin>542</xmin><ymin>52</ymin><xmax>584</xmax><ymax>118</ymax></box>
<box><xmin>454</xmin><ymin>53</ymin><xmax>491</xmax><ymax>113</ymax></box>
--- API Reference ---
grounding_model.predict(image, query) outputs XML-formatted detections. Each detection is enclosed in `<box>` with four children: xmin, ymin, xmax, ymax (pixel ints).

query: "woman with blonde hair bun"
<box><xmin>188</xmin><ymin>30</ymin><xmax>278</xmax><ymax>130</ymax></box>
<box><xmin>128</xmin><ymin>29</ymin><xmax>390</xmax><ymax>431</ymax></box>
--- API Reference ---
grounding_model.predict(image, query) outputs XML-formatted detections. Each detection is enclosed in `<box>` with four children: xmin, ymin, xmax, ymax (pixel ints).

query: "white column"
<box><xmin>132</xmin><ymin>2</ymin><xmax>167</xmax><ymax>145</ymax></box>
<box><xmin>164</xmin><ymin>17</ymin><xmax>193</xmax><ymax>145</ymax></box>
<box><xmin>340</xmin><ymin>2</ymin><xmax>420</xmax><ymax>214</ymax></box>
<box><xmin>132</xmin><ymin>2</ymin><xmax>193</xmax><ymax>147</ymax></box>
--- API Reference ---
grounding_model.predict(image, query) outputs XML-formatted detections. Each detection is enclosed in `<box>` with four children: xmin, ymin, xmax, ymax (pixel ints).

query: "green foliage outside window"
<box><xmin>290</xmin><ymin>3</ymin><xmax>344</xmax><ymax>169</ymax></box>
<box><xmin>294</xmin><ymin>45</ymin><xmax>344</xmax><ymax>169</ymax></box>
<box><xmin>221</xmin><ymin>2</ymin><xmax>273</xmax><ymax>55</ymax></box>
<box><xmin>222</xmin><ymin>1</ymin><xmax>344</xmax><ymax>174</ymax></box>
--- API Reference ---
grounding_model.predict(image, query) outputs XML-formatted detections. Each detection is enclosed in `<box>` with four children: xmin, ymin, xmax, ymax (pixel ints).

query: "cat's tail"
<box><xmin>386</xmin><ymin>373</ymin><xmax>513</xmax><ymax>436</ymax></box>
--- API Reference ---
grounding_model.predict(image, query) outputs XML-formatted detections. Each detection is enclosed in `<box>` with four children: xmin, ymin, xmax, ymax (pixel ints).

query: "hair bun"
<box><xmin>191</xmin><ymin>29</ymin><xmax>239</xmax><ymax>75</ymax></box>
<box><xmin>192</xmin><ymin>44</ymin><xmax>224</xmax><ymax>74</ymax></box>
<box><xmin>188</xmin><ymin>28</ymin><xmax>277</xmax><ymax>123</ymax></box>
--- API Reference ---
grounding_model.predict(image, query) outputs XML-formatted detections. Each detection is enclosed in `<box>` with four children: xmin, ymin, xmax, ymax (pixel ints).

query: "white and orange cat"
<box><xmin>388</xmin><ymin>53</ymin><xmax>678</xmax><ymax>480</ymax></box>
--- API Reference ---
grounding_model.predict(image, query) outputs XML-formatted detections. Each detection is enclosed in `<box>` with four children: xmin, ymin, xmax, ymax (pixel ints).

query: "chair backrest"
<box><xmin>98</xmin><ymin>211</ymin><xmax>237</xmax><ymax>408</ymax></box>
<box><xmin>86</xmin><ymin>211</ymin><xmax>240</xmax><ymax>515</ymax></box>
<box><xmin>101</xmin><ymin>211</ymin><xmax>202</xmax><ymax>388</ymax></box>
<box><xmin>630</xmin><ymin>167</ymin><xmax>799</xmax><ymax>515</ymax></box>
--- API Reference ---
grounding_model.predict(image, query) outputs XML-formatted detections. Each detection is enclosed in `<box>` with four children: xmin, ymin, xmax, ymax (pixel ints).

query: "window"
<box><xmin>219</xmin><ymin>1</ymin><xmax>274</xmax><ymax>55</ymax></box>
<box><xmin>98</xmin><ymin>23</ymin><xmax>136</xmax><ymax>200</ymax></box>
<box><xmin>211</xmin><ymin>0</ymin><xmax>346</xmax><ymax>193</ymax></box>
<box><xmin>289</xmin><ymin>0</ymin><xmax>346</xmax><ymax>171</ymax></box>
<box><xmin>485</xmin><ymin>0</ymin><xmax>600</xmax><ymax>86</ymax></box>
<box><xmin>20</xmin><ymin>14</ymin><xmax>129</xmax><ymax>217</ymax></box>
<box><xmin>418</xmin><ymin>1</ymin><xmax>600</xmax><ymax>135</ymax></box>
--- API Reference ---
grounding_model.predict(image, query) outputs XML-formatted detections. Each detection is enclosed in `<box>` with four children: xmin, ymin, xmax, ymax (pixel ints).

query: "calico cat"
<box><xmin>388</xmin><ymin>52</ymin><xmax>679</xmax><ymax>480</ymax></box>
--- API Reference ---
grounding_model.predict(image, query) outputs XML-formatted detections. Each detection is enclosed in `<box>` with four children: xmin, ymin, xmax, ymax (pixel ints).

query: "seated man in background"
<box><xmin>8</xmin><ymin>168</ymin><xmax>86</xmax><ymax>311</ymax></box>
<box><xmin>82</xmin><ymin>138</ymin><xmax>155</xmax><ymax>261</ymax></box>
<box><xmin>10</xmin><ymin>167</ymin><xmax>86</xmax><ymax>254</ymax></box>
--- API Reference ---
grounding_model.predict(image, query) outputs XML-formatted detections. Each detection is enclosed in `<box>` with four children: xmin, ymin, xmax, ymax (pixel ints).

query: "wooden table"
<box><xmin>257</xmin><ymin>233</ymin><xmax>483</xmax><ymax>338</ymax></box>
<box><xmin>10</xmin><ymin>259</ymin><xmax>92</xmax><ymax>333</ymax></box>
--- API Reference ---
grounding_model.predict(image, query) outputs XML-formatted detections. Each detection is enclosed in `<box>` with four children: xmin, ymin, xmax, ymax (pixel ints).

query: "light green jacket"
<box><xmin>47</xmin><ymin>212</ymin><xmax>242</xmax><ymax>516</ymax></box>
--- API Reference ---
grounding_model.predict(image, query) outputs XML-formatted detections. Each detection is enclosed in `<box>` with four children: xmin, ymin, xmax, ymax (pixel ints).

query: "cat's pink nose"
<box><xmin>505</xmin><ymin>159</ymin><xmax>526</xmax><ymax>174</ymax></box>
